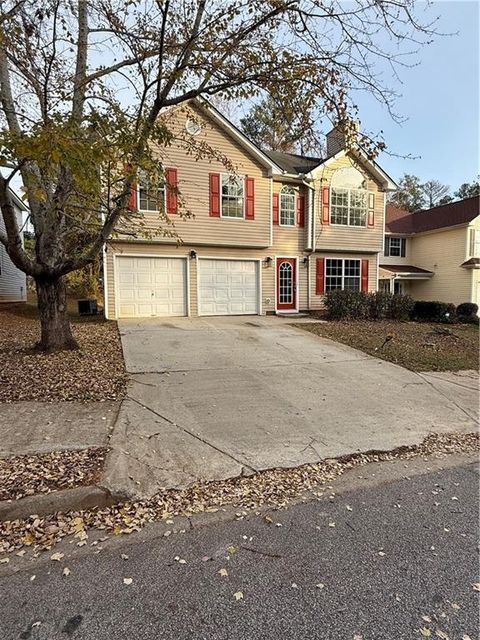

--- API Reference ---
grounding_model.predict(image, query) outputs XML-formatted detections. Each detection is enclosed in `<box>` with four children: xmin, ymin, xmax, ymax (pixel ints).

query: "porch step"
<box><xmin>276</xmin><ymin>312</ymin><xmax>311</xmax><ymax>318</ymax></box>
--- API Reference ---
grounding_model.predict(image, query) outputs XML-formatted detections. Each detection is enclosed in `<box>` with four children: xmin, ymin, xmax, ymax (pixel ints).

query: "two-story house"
<box><xmin>103</xmin><ymin>99</ymin><xmax>396</xmax><ymax>319</ymax></box>
<box><xmin>0</xmin><ymin>187</ymin><xmax>27</xmax><ymax>303</ymax></box>
<box><xmin>380</xmin><ymin>197</ymin><xmax>480</xmax><ymax>306</ymax></box>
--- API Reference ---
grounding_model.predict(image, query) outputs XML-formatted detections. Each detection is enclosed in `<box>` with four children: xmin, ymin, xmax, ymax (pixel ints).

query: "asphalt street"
<box><xmin>0</xmin><ymin>455</ymin><xmax>478</xmax><ymax>640</ymax></box>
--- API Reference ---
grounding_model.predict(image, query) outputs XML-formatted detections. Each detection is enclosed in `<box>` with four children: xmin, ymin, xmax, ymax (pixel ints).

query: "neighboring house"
<box><xmin>104</xmin><ymin>99</ymin><xmax>396</xmax><ymax>319</ymax></box>
<box><xmin>0</xmin><ymin>188</ymin><xmax>27</xmax><ymax>303</ymax></box>
<box><xmin>380</xmin><ymin>197</ymin><xmax>480</xmax><ymax>306</ymax></box>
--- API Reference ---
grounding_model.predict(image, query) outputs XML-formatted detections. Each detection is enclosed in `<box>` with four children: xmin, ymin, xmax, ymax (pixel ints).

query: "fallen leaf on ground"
<box><xmin>123</xmin><ymin>577</ymin><xmax>133</xmax><ymax>585</ymax></box>
<box><xmin>421</xmin><ymin>616</ymin><xmax>431</xmax><ymax>623</ymax></box>
<box><xmin>419</xmin><ymin>628</ymin><xmax>432</xmax><ymax>637</ymax></box>
<box><xmin>62</xmin><ymin>567</ymin><xmax>71</xmax><ymax>577</ymax></box>
<box><xmin>233</xmin><ymin>591</ymin><xmax>243</xmax><ymax>601</ymax></box>
<box><xmin>472</xmin><ymin>583</ymin><xmax>480</xmax><ymax>592</ymax></box>
<box><xmin>121</xmin><ymin>554</ymin><xmax>129</xmax><ymax>560</ymax></box>
<box><xmin>218</xmin><ymin>568</ymin><xmax>228</xmax><ymax>577</ymax></box>
<box><xmin>50</xmin><ymin>552</ymin><xmax>64</xmax><ymax>561</ymax></box>
<box><xmin>30</xmin><ymin>575</ymin><xmax>36</xmax><ymax>582</ymax></box>
<box><xmin>316</xmin><ymin>583</ymin><xmax>325</xmax><ymax>589</ymax></box>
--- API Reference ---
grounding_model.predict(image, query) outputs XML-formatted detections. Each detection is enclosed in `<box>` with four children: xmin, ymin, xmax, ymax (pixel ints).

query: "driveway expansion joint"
<box><xmin>127</xmin><ymin>395</ymin><xmax>258</xmax><ymax>474</ymax></box>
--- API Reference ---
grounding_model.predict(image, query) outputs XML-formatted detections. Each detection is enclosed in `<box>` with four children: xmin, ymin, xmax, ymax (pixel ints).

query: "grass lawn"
<box><xmin>0</xmin><ymin>302</ymin><xmax>127</xmax><ymax>402</ymax></box>
<box><xmin>297</xmin><ymin>320</ymin><xmax>479</xmax><ymax>372</ymax></box>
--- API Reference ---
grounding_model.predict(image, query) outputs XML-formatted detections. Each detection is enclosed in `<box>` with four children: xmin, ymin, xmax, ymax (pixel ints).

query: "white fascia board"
<box><xmin>195</xmin><ymin>98</ymin><xmax>284</xmax><ymax>175</ymax></box>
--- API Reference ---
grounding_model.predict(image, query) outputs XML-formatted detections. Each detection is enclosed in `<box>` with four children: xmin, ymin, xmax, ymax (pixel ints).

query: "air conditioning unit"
<box><xmin>78</xmin><ymin>299</ymin><xmax>98</xmax><ymax>316</ymax></box>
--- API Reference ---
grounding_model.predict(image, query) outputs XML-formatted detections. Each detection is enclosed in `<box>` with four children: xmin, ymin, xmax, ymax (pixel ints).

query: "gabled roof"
<box><xmin>194</xmin><ymin>99</ymin><xmax>284</xmax><ymax>174</ymax></box>
<box><xmin>192</xmin><ymin>98</ymin><xmax>396</xmax><ymax>187</ymax></box>
<box><xmin>386</xmin><ymin>196</ymin><xmax>480</xmax><ymax>234</ymax></box>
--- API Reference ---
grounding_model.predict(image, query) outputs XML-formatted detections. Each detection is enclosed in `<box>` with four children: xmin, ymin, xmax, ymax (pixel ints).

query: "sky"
<box><xmin>357</xmin><ymin>0</ymin><xmax>479</xmax><ymax>191</ymax></box>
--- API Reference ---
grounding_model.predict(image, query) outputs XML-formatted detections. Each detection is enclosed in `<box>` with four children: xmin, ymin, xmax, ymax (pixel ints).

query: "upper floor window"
<box><xmin>330</xmin><ymin>188</ymin><xmax>367</xmax><ymax>226</ymax></box>
<box><xmin>385</xmin><ymin>236</ymin><xmax>406</xmax><ymax>257</ymax></box>
<box><xmin>221</xmin><ymin>174</ymin><xmax>244</xmax><ymax>218</ymax></box>
<box><xmin>330</xmin><ymin>165</ymin><xmax>368</xmax><ymax>227</ymax></box>
<box><xmin>280</xmin><ymin>186</ymin><xmax>295</xmax><ymax>226</ymax></box>
<box><xmin>325</xmin><ymin>258</ymin><xmax>361</xmax><ymax>291</ymax></box>
<box><xmin>138</xmin><ymin>170</ymin><xmax>165</xmax><ymax>212</ymax></box>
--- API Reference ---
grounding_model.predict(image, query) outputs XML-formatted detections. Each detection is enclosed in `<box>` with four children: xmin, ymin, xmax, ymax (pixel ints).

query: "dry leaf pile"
<box><xmin>0</xmin><ymin>448</ymin><xmax>108</xmax><ymax>501</ymax></box>
<box><xmin>0</xmin><ymin>310</ymin><xmax>126</xmax><ymax>402</ymax></box>
<box><xmin>0</xmin><ymin>432</ymin><xmax>477</xmax><ymax>554</ymax></box>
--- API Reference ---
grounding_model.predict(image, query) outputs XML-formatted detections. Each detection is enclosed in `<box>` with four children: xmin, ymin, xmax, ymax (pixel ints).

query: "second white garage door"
<box><xmin>116</xmin><ymin>256</ymin><xmax>187</xmax><ymax>318</ymax></box>
<box><xmin>198</xmin><ymin>259</ymin><xmax>259</xmax><ymax>316</ymax></box>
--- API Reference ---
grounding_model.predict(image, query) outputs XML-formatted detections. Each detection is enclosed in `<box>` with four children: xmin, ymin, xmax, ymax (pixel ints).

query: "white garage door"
<box><xmin>198</xmin><ymin>259</ymin><xmax>259</xmax><ymax>316</ymax></box>
<box><xmin>116</xmin><ymin>256</ymin><xmax>187</xmax><ymax>318</ymax></box>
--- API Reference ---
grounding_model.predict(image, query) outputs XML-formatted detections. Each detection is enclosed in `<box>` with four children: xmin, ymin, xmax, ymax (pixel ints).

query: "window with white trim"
<box><xmin>221</xmin><ymin>174</ymin><xmax>244</xmax><ymax>218</ymax></box>
<box><xmin>330</xmin><ymin>188</ymin><xmax>367</xmax><ymax>226</ymax></box>
<box><xmin>325</xmin><ymin>258</ymin><xmax>361</xmax><ymax>291</ymax></box>
<box><xmin>385</xmin><ymin>236</ymin><xmax>406</xmax><ymax>257</ymax></box>
<box><xmin>138</xmin><ymin>170</ymin><xmax>165</xmax><ymax>212</ymax></box>
<box><xmin>469</xmin><ymin>228</ymin><xmax>480</xmax><ymax>257</ymax></box>
<box><xmin>279</xmin><ymin>186</ymin><xmax>295</xmax><ymax>226</ymax></box>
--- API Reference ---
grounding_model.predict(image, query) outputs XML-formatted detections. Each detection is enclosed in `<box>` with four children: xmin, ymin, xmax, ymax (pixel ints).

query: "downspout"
<box><xmin>301</xmin><ymin>177</ymin><xmax>315</xmax><ymax>311</ymax></box>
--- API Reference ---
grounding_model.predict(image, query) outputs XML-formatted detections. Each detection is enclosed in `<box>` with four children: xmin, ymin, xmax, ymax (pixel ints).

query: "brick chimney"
<box><xmin>326</xmin><ymin>121</ymin><xmax>359</xmax><ymax>157</ymax></box>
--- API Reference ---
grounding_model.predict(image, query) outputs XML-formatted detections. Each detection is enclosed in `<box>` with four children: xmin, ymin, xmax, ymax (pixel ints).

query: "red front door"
<box><xmin>276</xmin><ymin>258</ymin><xmax>296</xmax><ymax>311</ymax></box>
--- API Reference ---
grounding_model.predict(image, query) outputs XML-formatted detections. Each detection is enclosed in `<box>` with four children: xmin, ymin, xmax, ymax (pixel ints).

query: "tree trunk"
<box><xmin>35</xmin><ymin>276</ymin><xmax>79</xmax><ymax>352</ymax></box>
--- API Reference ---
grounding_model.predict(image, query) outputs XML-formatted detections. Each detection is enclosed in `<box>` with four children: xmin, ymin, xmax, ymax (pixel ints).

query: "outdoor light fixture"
<box><xmin>189</xmin><ymin>250</ymin><xmax>197</xmax><ymax>259</ymax></box>
<box><xmin>303</xmin><ymin>256</ymin><xmax>309</xmax><ymax>265</ymax></box>
<box><xmin>264</xmin><ymin>256</ymin><xmax>273</xmax><ymax>265</ymax></box>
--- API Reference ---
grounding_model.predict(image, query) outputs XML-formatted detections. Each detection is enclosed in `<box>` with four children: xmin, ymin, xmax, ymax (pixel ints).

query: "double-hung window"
<box><xmin>279</xmin><ymin>186</ymin><xmax>295</xmax><ymax>226</ymax></box>
<box><xmin>221</xmin><ymin>174</ymin><xmax>244</xmax><ymax>218</ymax></box>
<box><xmin>138</xmin><ymin>170</ymin><xmax>165</xmax><ymax>212</ymax></box>
<box><xmin>331</xmin><ymin>188</ymin><xmax>367</xmax><ymax>226</ymax></box>
<box><xmin>325</xmin><ymin>258</ymin><xmax>361</xmax><ymax>291</ymax></box>
<box><xmin>385</xmin><ymin>236</ymin><xmax>406</xmax><ymax>257</ymax></box>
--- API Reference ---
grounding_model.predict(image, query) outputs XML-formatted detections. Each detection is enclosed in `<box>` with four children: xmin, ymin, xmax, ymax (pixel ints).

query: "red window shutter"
<box><xmin>124</xmin><ymin>164</ymin><xmax>137</xmax><ymax>211</ymax></box>
<box><xmin>272</xmin><ymin>193</ymin><xmax>279</xmax><ymax>225</ymax></box>
<box><xmin>297</xmin><ymin>195</ymin><xmax>305</xmax><ymax>227</ymax></box>
<box><xmin>322</xmin><ymin>186</ymin><xmax>330</xmax><ymax>225</ymax></box>
<box><xmin>245</xmin><ymin>176</ymin><xmax>255</xmax><ymax>219</ymax></box>
<box><xmin>209</xmin><ymin>173</ymin><xmax>220</xmax><ymax>217</ymax></box>
<box><xmin>367</xmin><ymin>192</ymin><xmax>375</xmax><ymax>227</ymax></box>
<box><xmin>316</xmin><ymin>258</ymin><xmax>325</xmax><ymax>295</ymax></box>
<box><xmin>165</xmin><ymin>167</ymin><xmax>178</xmax><ymax>214</ymax></box>
<box><xmin>361</xmin><ymin>259</ymin><xmax>369</xmax><ymax>292</ymax></box>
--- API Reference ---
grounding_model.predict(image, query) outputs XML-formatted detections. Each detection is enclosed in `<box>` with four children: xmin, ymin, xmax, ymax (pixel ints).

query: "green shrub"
<box><xmin>324</xmin><ymin>290</ymin><xmax>414</xmax><ymax>321</ymax></box>
<box><xmin>367</xmin><ymin>291</ymin><xmax>392</xmax><ymax>320</ymax></box>
<box><xmin>411</xmin><ymin>300</ymin><xmax>457</xmax><ymax>323</ymax></box>
<box><xmin>324</xmin><ymin>290</ymin><xmax>369</xmax><ymax>320</ymax></box>
<box><xmin>389</xmin><ymin>293</ymin><xmax>415</xmax><ymax>320</ymax></box>
<box><xmin>457</xmin><ymin>302</ymin><xmax>478</xmax><ymax>317</ymax></box>
<box><xmin>459</xmin><ymin>314</ymin><xmax>480</xmax><ymax>325</ymax></box>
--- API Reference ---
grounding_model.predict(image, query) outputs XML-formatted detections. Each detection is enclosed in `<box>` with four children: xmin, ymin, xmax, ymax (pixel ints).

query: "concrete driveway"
<box><xmin>103</xmin><ymin>316</ymin><xmax>478</xmax><ymax>498</ymax></box>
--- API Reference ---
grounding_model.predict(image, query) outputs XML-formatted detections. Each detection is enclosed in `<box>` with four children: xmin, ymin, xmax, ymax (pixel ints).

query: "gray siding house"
<box><xmin>0</xmin><ymin>188</ymin><xmax>27</xmax><ymax>302</ymax></box>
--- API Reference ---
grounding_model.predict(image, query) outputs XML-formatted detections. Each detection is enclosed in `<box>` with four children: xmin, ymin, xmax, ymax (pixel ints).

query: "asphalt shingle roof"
<box><xmin>386</xmin><ymin>196</ymin><xmax>479</xmax><ymax>234</ymax></box>
<box><xmin>262</xmin><ymin>149</ymin><xmax>324</xmax><ymax>175</ymax></box>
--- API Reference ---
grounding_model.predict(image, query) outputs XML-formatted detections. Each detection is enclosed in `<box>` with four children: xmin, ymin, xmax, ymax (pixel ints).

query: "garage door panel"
<box><xmin>199</xmin><ymin>259</ymin><xmax>259</xmax><ymax>316</ymax></box>
<box><xmin>116</xmin><ymin>257</ymin><xmax>187</xmax><ymax>318</ymax></box>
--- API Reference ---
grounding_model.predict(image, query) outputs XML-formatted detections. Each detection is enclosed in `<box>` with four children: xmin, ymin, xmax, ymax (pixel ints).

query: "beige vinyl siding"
<box><xmin>311</xmin><ymin>154</ymin><xmax>385</xmax><ymax>253</ymax></box>
<box><xmin>309</xmin><ymin>253</ymin><xmax>378</xmax><ymax>311</ymax></box>
<box><xmin>0</xmin><ymin>206</ymin><xmax>27</xmax><ymax>302</ymax></box>
<box><xmin>408</xmin><ymin>226</ymin><xmax>472</xmax><ymax>305</ymax></box>
<box><xmin>127</xmin><ymin>104</ymin><xmax>271</xmax><ymax>249</ymax></box>
<box><xmin>106</xmin><ymin>241</ymin><xmax>309</xmax><ymax>318</ymax></box>
<box><xmin>272</xmin><ymin>180</ymin><xmax>308</xmax><ymax>253</ymax></box>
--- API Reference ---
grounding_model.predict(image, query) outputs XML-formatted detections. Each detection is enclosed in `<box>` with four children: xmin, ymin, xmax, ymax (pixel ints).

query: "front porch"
<box><xmin>379</xmin><ymin>264</ymin><xmax>433</xmax><ymax>295</ymax></box>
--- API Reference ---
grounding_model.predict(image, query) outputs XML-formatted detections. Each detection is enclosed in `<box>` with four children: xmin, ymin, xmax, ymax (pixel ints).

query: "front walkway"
<box><xmin>102</xmin><ymin>317</ymin><xmax>478</xmax><ymax>499</ymax></box>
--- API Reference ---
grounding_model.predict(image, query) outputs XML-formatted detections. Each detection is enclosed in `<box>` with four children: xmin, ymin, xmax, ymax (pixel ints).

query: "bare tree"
<box><xmin>0</xmin><ymin>0</ymin><xmax>438</xmax><ymax>350</ymax></box>
<box><xmin>422</xmin><ymin>179</ymin><xmax>451</xmax><ymax>208</ymax></box>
